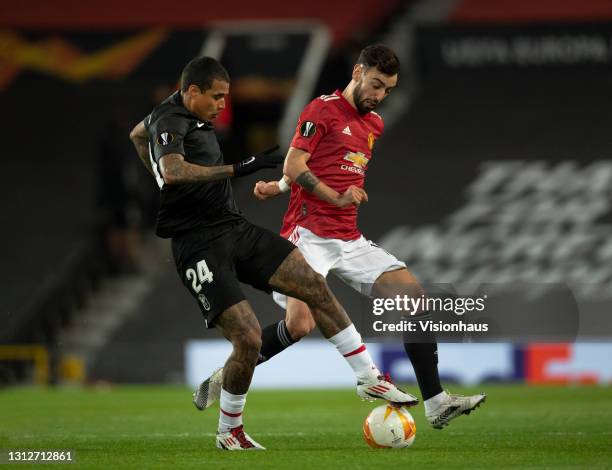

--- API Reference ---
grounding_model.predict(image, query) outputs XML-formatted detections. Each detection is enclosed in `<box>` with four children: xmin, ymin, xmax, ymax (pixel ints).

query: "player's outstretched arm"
<box><xmin>160</xmin><ymin>154</ymin><xmax>234</xmax><ymax>184</ymax></box>
<box><xmin>129</xmin><ymin>120</ymin><xmax>155</xmax><ymax>177</ymax></box>
<box><xmin>284</xmin><ymin>147</ymin><xmax>368</xmax><ymax>207</ymax></box>
<box><xmin>159</xmin><ymin>146</ymin><xmax>284</xmax><ymax>185</ymax></box>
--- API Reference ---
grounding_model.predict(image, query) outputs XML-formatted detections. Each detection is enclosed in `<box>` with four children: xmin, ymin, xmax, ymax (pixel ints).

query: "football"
<box><xmin>363</xmin><ymin>405</ymin><xmax>416</xmax><ymax>449</ymax></box>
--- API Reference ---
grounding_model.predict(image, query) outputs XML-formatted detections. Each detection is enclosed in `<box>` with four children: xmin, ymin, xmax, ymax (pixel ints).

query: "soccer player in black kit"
<box><xmin>129</xmin><ymin>57</ymin><xmax>418</xmax><ymax>450</ymax></box>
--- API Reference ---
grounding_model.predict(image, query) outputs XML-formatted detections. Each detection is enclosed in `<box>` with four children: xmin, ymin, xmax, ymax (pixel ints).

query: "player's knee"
<box><xmin>287</xmin><ymin>316</ymin><xmax>316</xmax><ymax>341</ymax></box>
<box><xmin>291</xmin><ymin>264</ymin><xmax>335</xmax><ymax>309</ymax></box>
<box><xmin>304</xmin><ymin>272</ymin><xmax>329</xmax><ymax>299</ymax></box>
<box><xmin>229</xmin><ymin>323</ymin><xmax>262</xmax><ymax>357</ymax></box>
<box><xmin>292</xmin><ymin>323</ymin><xmax>315</xmax><ymax>340</ymax></box>
<box><xmin>240</xmin><ymin>329</ymin><xmax>262</xmax><ymax>354</ymax></box>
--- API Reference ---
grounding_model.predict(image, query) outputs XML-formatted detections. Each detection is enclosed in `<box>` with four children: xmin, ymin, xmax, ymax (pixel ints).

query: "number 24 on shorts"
<box><xmin>186</xmin><ymin>259</ymin><xmax>214</xmax><ymax>293</ymax></box>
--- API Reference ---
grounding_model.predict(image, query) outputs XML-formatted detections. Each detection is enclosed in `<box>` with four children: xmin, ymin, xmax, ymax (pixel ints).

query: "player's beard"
<box><xmin>353</xmin><ymin>81</ymin><xmax>378</xmax><ymax>115</ymax></box>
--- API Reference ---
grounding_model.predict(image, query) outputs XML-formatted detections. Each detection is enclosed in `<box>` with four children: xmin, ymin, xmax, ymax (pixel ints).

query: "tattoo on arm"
<box><xmin>161</xmin><ymin>155</ymin><xmax>233</xmax><ymax>184</ymax></box>
<box><xmin>133</xmin><ymin>139</ymin><xmax>154</xmax><ymax>176</ymax></box>
<box><xmin>170</xmin><ymin>161</ymin><xmax>233</xmax><ymax>183</ymax></box>
<box><xmin>296</xmin><ymin>170</ymin><xmax>320</xmax><ymax>193</ymax></box>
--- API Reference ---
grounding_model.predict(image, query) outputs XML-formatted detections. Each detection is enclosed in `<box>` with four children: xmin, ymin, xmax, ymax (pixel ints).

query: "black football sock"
<box><xmin>403</xmin><ymin>312</ymin><xmax>443</xmax><ymax>400</ymax></box>
<box><xmin>257</xmin><ymin>320</ymin><xmax>296</xmax><ymax>365</ymax></box>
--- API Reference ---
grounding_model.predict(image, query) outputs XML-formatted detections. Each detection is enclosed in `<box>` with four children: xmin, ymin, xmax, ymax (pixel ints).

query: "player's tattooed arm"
<box><xmin>284</xmin><ymin>146</ymin><xmax>368</xmax><ymax>207</ymax></box>
<box><xmin>129</xmin><ymin>120</ymin><xmax>154</xmax><ymax>176</ymax></box>
<box><xmin>285</xmin><ymin>147</ymin><xmax>332</xmax><ymax>199</ymax></box>
<box><xmin>296</xmin><ymin>171</ymin><xmax>320</xmax><ymax>192</ymax></box>
<box><xmin>159</xmin><ymin>154</ymin><xmax>234</xmax><ymax>184</ymax></box>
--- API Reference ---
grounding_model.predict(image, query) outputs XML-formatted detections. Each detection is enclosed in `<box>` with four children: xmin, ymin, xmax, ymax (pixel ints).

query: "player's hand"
<box><xmin>233</xmin><ymin>145</ymin><xmax>284</xmax><ymax>177</ymax></box>
<box><xmin>336</xmin><ymin>185</ymin><xmax>368</xmax><ymax>207</ymax></box>
<box><xmin>253</xmin><ymin>181</ymin><xmax>281</xmax><ymax>200</ymax></box>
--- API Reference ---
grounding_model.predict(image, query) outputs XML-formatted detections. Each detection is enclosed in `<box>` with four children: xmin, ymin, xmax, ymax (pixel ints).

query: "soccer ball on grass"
<box><xmin>363</xmin><ymin>404</ymin><xmax>416</xmax><ymax>449</ymax></box>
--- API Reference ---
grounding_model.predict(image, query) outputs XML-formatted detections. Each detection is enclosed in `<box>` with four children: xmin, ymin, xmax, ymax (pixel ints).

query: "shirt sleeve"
<box><xmin>290</xmin><ymin>100</ymin><xmax>328</xmax><ymax>154</ymax></box>
<box><xmin>148</xmin><ymin>113</ymin><xmax>189</xmax><ymax>163</ymax></box>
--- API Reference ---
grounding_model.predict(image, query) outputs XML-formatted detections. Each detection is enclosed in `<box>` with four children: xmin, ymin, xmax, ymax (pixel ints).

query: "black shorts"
<box><xmin>171</xmin><ymin>219</ymin><xmax>295</xmax><ymax>328</ymax></box>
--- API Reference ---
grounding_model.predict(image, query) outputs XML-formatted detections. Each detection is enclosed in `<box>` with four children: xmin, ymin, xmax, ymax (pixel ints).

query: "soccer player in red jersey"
<box><xmin>196</xmin><ymin>45</ymin><xmax>485</xmax><ymax>429</ymax></box>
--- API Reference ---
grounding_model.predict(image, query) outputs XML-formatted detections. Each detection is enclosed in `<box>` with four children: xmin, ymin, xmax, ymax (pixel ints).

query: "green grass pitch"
<box><xmin>1</xmin><ymin>385</ymin><xmax>611</xmax><ymax>468</ymax></box>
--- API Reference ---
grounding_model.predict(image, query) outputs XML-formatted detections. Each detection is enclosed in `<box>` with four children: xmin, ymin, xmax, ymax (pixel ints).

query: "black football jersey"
<box><xmin>144</xmin><ymin>92</ymin><xmax>243</xmax><ymax>238</ymax></box>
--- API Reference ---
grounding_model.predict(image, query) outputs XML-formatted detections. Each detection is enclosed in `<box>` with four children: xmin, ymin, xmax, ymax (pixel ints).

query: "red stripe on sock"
<box><xmin>221</xmin><ymin>408</ymin><xmax>242</xmax><ymax>418</ymax></box>
<box><xmin>343</xmin><ymin>344</ymin><xmax>366</xmax><ymax>357</ymax></box>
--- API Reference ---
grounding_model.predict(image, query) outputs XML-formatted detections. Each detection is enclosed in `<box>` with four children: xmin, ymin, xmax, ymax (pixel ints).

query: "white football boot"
<box><xmin>357</xmin><ymin>373</ymin><xmax>420</xmax><ymax>407</ymax></box>
<box><xmin>426</xmin><ymin>391</ymin><xmax>487</xmax><ymax>429</ymax></box>
<box><xmin>193</xmin><ymin>367</ymin><xmax>223</xmax><ymax>411</ymax></box>
<box><xmin>216</xmin><ymin>425</ymin><xmax>265</xmax><ymax>450</ymax></box>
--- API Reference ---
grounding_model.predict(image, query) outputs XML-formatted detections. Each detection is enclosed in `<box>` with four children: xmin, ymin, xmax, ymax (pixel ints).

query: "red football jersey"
<box><xmin>280</xmin><ymin>90</ymin><xmax>384</xmax><ymax>240</ymax></box>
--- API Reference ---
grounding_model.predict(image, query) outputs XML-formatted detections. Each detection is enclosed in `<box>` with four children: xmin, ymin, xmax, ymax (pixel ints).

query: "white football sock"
<box><xmin>328</xmin><ymin>324</ymin><xmax>380</xmax><ymax>382</ymax></box>
<box><xmin>218</xmin><ymin>388</ymin><xmax>247</xmax><ymax>433</ymax></box>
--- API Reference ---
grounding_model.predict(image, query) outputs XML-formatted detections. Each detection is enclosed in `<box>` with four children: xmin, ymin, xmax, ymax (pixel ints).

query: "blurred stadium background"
<box><xmin>2</xmin><ymin>0</ymin><xmax>612</xmax><ymax>398</ymax></box>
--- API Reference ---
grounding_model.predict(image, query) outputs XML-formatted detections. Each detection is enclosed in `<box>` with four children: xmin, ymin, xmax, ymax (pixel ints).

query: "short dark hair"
<box><xmin>180</xmin><ymin>57</ymin><xmax>230</xmax><ymax>92</ymax></box>
<box><xmin>357</xmin><ymin>44</ymin><xmax>400</xmax><ymax>76</ymax></box>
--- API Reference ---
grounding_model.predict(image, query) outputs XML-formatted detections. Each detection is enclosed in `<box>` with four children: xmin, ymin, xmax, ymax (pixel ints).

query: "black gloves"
<box><xmin>233</xmin><ymin>145</ymin><xmax>284</xmax><ymax>177</ymax></box>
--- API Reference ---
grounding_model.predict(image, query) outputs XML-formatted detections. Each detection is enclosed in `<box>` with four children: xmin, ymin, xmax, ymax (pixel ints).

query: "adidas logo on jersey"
<box><xmin>342</xmin><ymin>126</ymin><xmax>352</xmax><ymax>136</ymax></box>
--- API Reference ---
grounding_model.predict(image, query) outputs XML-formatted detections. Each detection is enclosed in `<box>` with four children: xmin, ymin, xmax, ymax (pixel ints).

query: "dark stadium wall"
<box><xmin>0</xmin><ymin>0</ymin><xmax>402</xmax><ymax>46</ymax></box>
<box><xmin>450</xmin><ymin>0</ymin><xmax>612</xmax><ymax>23</ymax></box>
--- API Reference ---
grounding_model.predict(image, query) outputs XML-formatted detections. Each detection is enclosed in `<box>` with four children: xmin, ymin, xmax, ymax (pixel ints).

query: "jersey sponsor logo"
<box><xmin>343</xmin><ymin>151</ymin><xmax>369</xmax><ymax>168</ymax></box>
<box><xmin>299</xmin><ymin>121</ymin><xmax>317</xmax><ymax>138</ymax></box>
<box><xmin>156</xmin><ymin>131</ymin><xmax>175</xmax><ymax>146</ymax></box>
<box><xmin>368</xmin><ymin>132</ymin><xmax>376</xmax><ymax>150</ymax></box>
<box><xmin>342</xmin><ymin>126</ymin><xmax>352</xmax><ymax>136</ymax></box>
<box><xmin>340</xmin><ymin>164</ymin><xmax>365</xmax><ymax>175</ymax></box>
<box><xmin>341</xmin><ymin>151</ymin><xmax>369</xmax><ymax>175</ymax></box>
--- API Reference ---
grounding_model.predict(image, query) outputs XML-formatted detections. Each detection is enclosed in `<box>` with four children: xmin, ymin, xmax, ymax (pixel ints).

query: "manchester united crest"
<box><xmin>368</xmin><ymin>132</ymin><xmax>375</xmax><ymax>150</ymax></box>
